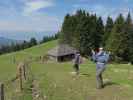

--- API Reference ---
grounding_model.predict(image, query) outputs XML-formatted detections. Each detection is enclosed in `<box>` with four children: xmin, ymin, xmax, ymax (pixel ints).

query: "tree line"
<box><xmin>0</xmin><ymin>34</ymin><xmax>58</xmax><ymax>55</ymax></box>
<box><xmin>60</xmin><ymin>9</ymin><xmax>133</xmax><ymax>63</ymax></box>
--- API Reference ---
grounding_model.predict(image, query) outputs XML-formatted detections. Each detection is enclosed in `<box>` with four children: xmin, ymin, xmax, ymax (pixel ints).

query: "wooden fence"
<box><xmin>0</xmin><ymin>83</ymin><xmax>4</xmax><ymax>100</ymax></box>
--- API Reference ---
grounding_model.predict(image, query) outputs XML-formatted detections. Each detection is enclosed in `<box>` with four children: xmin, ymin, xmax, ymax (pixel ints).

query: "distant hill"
<box><xmin>0</xmin><ymin>31</ymin><xmax>56</xmax><ymax>41</ymax></box>
<box><xmin>0</xmin><ymin>37</ymin><xmax>23</xmax><ymax>47</ymax></box>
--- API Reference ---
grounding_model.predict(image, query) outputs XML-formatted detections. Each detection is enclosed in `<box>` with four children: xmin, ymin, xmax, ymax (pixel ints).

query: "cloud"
<box><xmin>23</xmin><ymin>0</ymin><xmax>54</xmax><ymax>15</ymax></box>
<box><xmin>0</xmin><ymin>11</ymin><xmax>61</xmax><ymax>32</ymax></box>
<box><xmin>0</xmin><ymin>0</ymin><xmax>61</xmax><ymax>32</ymax></box>
<box><xmin>0</xmin><ymin>0</ymin><xmax>132</xmax><ymax>33</ymax></box>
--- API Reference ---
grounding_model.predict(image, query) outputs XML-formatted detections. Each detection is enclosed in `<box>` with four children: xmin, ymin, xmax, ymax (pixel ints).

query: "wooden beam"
<box><xmin>0</xmin><ymin>83</ymin><xmax>4</xmax><ymax>100</ymax></box>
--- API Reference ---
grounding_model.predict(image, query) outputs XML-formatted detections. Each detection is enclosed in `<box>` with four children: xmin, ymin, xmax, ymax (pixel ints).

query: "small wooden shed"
<box><xmin>48</xmin><ymin>44</ymin><xmax>78</xmax><ymax>62</ymax></box>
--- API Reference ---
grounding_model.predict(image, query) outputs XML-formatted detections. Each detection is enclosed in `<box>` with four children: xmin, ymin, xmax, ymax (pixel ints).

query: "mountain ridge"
<box><xmin>0</xmin><ymin>37</ymin><xmax>23</xmax><ymax>46</ymax></box>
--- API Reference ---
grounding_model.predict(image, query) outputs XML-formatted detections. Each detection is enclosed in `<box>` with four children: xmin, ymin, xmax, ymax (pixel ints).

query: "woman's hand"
<box><xmin>91</xmin><ymin>49</ymin><xmax>95</xmax><ymax>54</ymax></box>
<box><xmin>108</xmin><ymin>51</ymin><xmax>111</xmax><ymax>55</ymax></box>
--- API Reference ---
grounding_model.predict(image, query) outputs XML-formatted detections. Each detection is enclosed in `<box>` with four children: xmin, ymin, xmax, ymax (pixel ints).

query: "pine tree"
<box><xmin>104</xmin><ymin>16</ymin><xmax>114</xmax><ymax>46</ymax></box>
<box><xmin>61</xmin><ymin>14</ymin><xmax>78</xmax><ymax>45</ymax></box>
<box><xmin>79</xmin><ymin>13</ymin><xmax>92</xmax><ymax>55</ymax></box>
<box><xmin>29</xmin><ymin>38</ymin><xmax>37</xmax><ymax>47</ymax></box>
<box><xmin>95</xmin><ymin>17</ymin><xmax>104</xmax><ymax>47</ymax></box>
<box><xmin>125</xmin><ymin>13</ymin><xmax>133</xmax><ymax>63</ymax></box>
<box><xmin>74</xmin><ymin>10</ymin><xmax>87</xmax><ymax>50</ymax></box>
<box><xmin>106</xmin><ymin>14</ymin><xmax>126</xmax><ymax>61</ymax></box>
<box><xmin>60</xmin><ymin>14</ymin><xmax>70</xmax><ymax>43</ymax></box>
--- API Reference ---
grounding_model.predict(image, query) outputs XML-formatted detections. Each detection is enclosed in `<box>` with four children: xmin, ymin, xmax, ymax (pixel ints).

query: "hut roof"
<box><xmin>48</xmin><ymin>44</ymin><xmax>78</xmax><ymax>57</ymax></box>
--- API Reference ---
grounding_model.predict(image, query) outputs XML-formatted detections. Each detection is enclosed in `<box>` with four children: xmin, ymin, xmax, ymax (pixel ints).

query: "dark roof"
<box><xmin>48</xmin><ymin>44</ymin><xmax>78</xmax><ymax>57</ymax></box>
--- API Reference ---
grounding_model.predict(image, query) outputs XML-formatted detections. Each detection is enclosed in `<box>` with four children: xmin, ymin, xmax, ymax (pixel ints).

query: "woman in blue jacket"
<box><xmin>92</xmin><ymin>47</ymin><xmax>110</xmax><ymax>89</ymax></box>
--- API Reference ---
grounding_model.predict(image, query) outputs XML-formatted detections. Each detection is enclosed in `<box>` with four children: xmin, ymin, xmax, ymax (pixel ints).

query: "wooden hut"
<box><xmin>48</xmin><ymin>44</ymin><xmax>78</xmax><ymax>62</ymax></box>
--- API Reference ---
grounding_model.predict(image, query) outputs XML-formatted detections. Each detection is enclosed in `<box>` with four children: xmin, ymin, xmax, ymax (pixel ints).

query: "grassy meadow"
<box><xmin>0</xmin><ymin>40</ymin><xmax>133</xmax><ymax>100</ymax></box>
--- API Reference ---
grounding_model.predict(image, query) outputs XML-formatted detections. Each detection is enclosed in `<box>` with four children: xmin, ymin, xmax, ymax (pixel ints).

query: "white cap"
<box><xmin>99</xmin><ymin>47</ymin><xmax>103</xmax><ymax>50</ymax></box>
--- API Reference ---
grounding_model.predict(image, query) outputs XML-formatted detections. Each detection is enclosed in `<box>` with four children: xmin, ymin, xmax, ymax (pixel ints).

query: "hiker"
<box><xmin>92</xmin><ymin>47</ymin><xmax>110</xmax><ymax>89</ymax></box>
<box><xmin>73</xmin><ymin>52</ymin><xmax>82</xmax><ymax>75</ymax></box>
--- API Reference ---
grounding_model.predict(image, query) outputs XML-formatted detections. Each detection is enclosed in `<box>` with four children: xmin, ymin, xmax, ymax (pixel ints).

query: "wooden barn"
<box><xmin>48</xmin><ymin>44</ymin><xmax>78</xmax><ymax>62</ymax></box>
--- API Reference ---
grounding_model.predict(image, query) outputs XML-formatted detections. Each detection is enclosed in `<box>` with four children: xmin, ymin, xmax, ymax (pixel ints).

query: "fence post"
<box><xmin>23</xmin><ymin>64</ymin><xmax>26</xmax><ymax>80</ymax></box>
<box><xmin>19</xmin><ymin>67</ymin><xmax>23</xmax><ymax>91</ymax></box>
<box><xmin>0</xmin><ymin>83</ymin><xmax>4</xmax><ymax>100</ymax></box>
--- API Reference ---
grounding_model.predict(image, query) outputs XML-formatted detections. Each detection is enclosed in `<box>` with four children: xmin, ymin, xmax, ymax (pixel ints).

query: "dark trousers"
<box><xmin>96</xmin><ymin>67</ymin><xmax>105</xmax><ymax>89</ymax></box>
<box><xmin>73</xmin><ymin>64</ymin><xmax>79</xmax><ymax>75</ymax></box>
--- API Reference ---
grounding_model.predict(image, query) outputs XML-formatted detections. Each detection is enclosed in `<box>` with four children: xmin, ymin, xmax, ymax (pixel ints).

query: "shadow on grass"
<box><xmin>80</xmin><ymin>73</ymin><xmax>91</xmax><ymax>77</ymax></box>
<box><xmin>103</xmin><ymin>81</ymin><xmax>119</xmax><ymax>88</ymax></box>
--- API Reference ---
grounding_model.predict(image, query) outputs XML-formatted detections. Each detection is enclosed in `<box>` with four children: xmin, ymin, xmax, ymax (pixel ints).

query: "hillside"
<box><xmin>0</xmin><ymin>40</ymin><xmax>133</xmax><ymax>100</ymax></box>
<box><xmin>0</xmin><ymin>40</ymin><xmax>58</xmax><ymax>100</ymax></box>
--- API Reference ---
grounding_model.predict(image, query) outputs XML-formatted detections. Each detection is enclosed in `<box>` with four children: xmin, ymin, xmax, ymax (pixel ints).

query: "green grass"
<box><xmin>30</xmin><ymin>62</ymin><xmax>133</xmax><ymax>100</ymax></box>
<box><xmin>0</xmin><ymin>40</ymin><xmax>133</xmax><ymax>100</ymax></box>
<box><xmin>0</xmin><ymin>40</ymin><xmax>57</xmax><ymax>100</ymax></box>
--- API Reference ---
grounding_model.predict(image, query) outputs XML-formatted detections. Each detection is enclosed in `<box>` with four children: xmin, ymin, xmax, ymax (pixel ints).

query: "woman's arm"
<box><xmin>91</xmin><ymin>50</ymin><xmax>97</xmax><ymax>62</ymax></box>
<box><xmin>91</xmin><ymin>49</ymin><xmax>95</xmax><ymax>55</ymax></box>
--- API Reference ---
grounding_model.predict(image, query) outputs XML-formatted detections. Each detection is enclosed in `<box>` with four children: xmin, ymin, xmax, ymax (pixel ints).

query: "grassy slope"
<box><xmin>0</xmin><ymin>40</ymin><xmax>133</xmax><ymax>100</ymax></box>
<box><xmin>0</xmin><ymin>40</ymin><xmax>57</xmax><ymax>100</ymax></box>
<box><xmin>0</xmin><ymin>40</ymin><xmax>57</xmax><ymax>81</ymax></box>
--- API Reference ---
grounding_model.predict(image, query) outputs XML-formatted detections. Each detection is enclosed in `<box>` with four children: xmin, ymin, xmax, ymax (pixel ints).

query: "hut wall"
<box><xmin>49</xmin><ymin>55</ymin><xmax>58</xmax><ymax>61</ymax></box>
<box><xmin>58</xmin><ymin>54</ymin><xmax>75</xmax><ymax>62</ymax></box>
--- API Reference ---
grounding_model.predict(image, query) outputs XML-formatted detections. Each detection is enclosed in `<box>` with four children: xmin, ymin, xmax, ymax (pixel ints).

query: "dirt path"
<box><xmin>32</xmin><ymin>80</ymin><xmax>46</xmax><ymax>100</ymax></box>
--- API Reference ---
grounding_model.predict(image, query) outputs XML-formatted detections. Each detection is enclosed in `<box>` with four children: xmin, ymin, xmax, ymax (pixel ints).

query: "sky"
<box><xmin>0</xmin><ymin>0</ymin><xmax>133</xmax><ymax>40</ymax></box>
